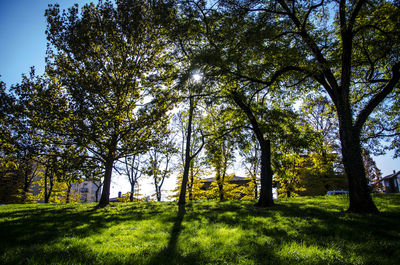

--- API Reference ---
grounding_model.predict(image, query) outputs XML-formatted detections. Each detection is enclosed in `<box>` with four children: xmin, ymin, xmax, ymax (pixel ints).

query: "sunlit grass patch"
<box><xmin>278</xmin><ymin>241</ymin><xmax>345</xmax><ymax>265</ymax></box>
<box><xmin>1</xmin><ymin>194</ymin><xmax>400</xmax><ymax>264</ymax></box>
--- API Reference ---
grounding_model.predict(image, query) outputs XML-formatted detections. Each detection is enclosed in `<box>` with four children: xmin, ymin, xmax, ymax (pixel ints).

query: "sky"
<box><xmin>1</xmin><ymin>1</ymin><xmax>399</xmax><ymax>198</ymax></box>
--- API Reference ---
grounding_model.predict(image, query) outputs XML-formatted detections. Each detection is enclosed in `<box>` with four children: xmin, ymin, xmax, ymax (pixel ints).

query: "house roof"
<box><xmin>201</xmin><ymin>175</ymin><xmax>250</xmax><ymax>183</ymax></box>
<box><xmin>382</xmin><ymin>171</ymin><xmax>400</xmax><ymax>180</ymax></box>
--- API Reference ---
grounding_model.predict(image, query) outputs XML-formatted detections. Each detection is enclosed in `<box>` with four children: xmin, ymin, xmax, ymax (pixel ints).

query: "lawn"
<box><xmin>0</xmin><ymin>194</ymin><xmax>399</xmax><ymax>265</ymax></box>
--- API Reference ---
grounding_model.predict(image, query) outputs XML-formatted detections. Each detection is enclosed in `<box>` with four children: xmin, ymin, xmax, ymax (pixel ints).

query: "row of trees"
<box><xmin>1</xmin><ymin>0</ymin><xmax>399</xmax><ymax>213</ymax></box>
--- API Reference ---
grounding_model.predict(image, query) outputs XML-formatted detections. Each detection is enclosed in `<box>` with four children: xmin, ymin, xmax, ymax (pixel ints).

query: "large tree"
<box><xmin>187</xmin><ymin>0</ymin><xmax>400</xmax><ymax>213</ymax></box>
<box><xmin>271</xmin><ymin>0</ymin><xmax>399</xmax><ymax>213</ymax></box>
<box><xmin>45</xmin><ymin>0</ymin><xmax>175</xmax><ymax>207</ymax></box>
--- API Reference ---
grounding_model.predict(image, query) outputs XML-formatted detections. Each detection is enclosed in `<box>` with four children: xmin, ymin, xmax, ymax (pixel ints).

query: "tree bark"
<box><xmin>22</xmin><ymin>166</ymin><xmax>31</xmax><ymax>203</ymax></box>
<box><xmin>188</xmin><ymin>162</ymin><xmax>194</xmax><ymax>201</ymax></box>
<box><xmin>215</xmin><ymin>166</ymin><xmax>224</xmax><ymax>201</ymax></box>
<box><xmin>130</xmin><ymin>181</ymin><xmax>135</xmax><ymax>202</ymax></box>
<box><xmin>178</xmin><ymin>96</ymin><xmax>194</xmax><ymax>207</ymax></box>
<box><xmin>256</xmin><ymin>139</ymin><xmax>274</xmax><ymax>206</ymax></box>
<box><xmin>66</xmin><ymin>184</ymin><xmax>71</xmax><ymax>203</ymax></box>
<box><xmin>98</xmin><ymin>156</ymin><xmax>114</xmax><ymax>207</ymax></box>
<box><xmin>337</xmin><ymin>110</ymin><xmax>378</xmax><ymax>213</ymax></box>
<box><xmin>98</xmin><ymin>138</ymin><xmax>118</xmax><ymax>208</ymax></box>
<box><xmin>44</xmin><ymin>167</ymin><xmax>53</xmax><ymax>203</ymax></box>
<box><xmin>156</xmin><ymin>186</ymin><xmax>162</xmax><ymax>202</ymax></box>
<box><xmin>231</xmin><ymin>91</ymin><xmax>274</xmax><ymax>207</ymax></box>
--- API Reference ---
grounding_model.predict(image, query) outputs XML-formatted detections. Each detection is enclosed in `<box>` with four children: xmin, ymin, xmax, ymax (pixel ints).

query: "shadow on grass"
<box><xmin>178</xmin><ymin>201</ymin><xmax>400</xmax><ymax>264</ymax></box>
<box><xmin>147</xmin><ymin>205</ymin><xmax>186</xmax><ymax>265</ymax></box>
<box><xmin>1</xmin><ymin>197</ymin><xmax>400</xmax><ymax>265</ymax></box>
<box><xmin>0</xmin><ymin>203</ymin><xmax>178</xmax><ymax>265</ymax></box>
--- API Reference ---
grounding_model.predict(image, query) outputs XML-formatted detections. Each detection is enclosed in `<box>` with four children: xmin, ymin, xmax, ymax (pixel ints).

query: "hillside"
<box><xmin>1</xmin><ymin>194</ymin><xmax>399</xmax><ymax>265</ymax></box>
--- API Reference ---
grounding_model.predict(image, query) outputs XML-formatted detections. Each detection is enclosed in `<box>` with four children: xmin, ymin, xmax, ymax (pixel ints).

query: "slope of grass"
<box><xmin>0</xmin><ymin>194</ymin><xmax>399</xmax><ymax>265</ymax></box>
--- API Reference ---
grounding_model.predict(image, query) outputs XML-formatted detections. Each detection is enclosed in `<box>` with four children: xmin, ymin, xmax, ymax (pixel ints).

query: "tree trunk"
<box><xmin>215</xmin><ymin>166</ymin><xmax>224</xmax><ymax>201</ymax></box>
<box><xmin>98</xmin><ymin>157</ymin><xmax>114</xmax><ymax>207</ymax></box>
<box><xmin>231</xmin><ymin>91</ymin><xmax>274</xmax><ymax>207</ymax></box>
<box><xmin>22</xmin><ymin>167</ymin><xmax>31</xmax><ymax>203</ymax></box>
<box><xmin>337</xmin><ymin>112</ymin><xmax>378</xmax><ymax>213</ymax></box>
<box><xmin>253</xmin><ymin>146</ymin><xmax>258</xmax><ymax>200</ymax></box>
<box><xmin>188</xmin><ymin>162</ymin><xmax>194</xmax><ymax>201</ymax></box>
<box><xmin>156</xmin><ymin>186</ymin><xmax>162</xmax><ymax>202</ymax></box>
<box><xmin>253</xmin><ymin>178</ymin><xmax>258</xmax><ymax>200</ymax></box>
<box><xmin>66</xmin><ymin>184</ymin><xmax>71</xmax><ymax>203</ymax></box>
<box><xmin>256</xmin><ymin>140</ymin><xmax>274</xmax><ymax>207</ymax></box>
<box><xmin>178</xmin><ymin>96</ymin><xmax>194</xmax><ymax>207</ymax></box>
<box><xmin>130</xmin><ymin>181</ymin><xmax>135</xmax><ymax>202</ymax></box>
<box><xmin>98</xmin><ymin>136</ymin><xmax>118</xmax><ymax>208</ymax></box>
<box><xmin>44</xmin><ymin>168</ymin><xmax>53</xmax><ymax>203</ymax></box>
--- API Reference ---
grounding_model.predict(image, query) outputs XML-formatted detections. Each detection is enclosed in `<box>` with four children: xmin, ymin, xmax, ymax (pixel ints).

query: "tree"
<box><xmin>116</xmin><ymin>154</ymin><xmax>143</xmax><ymax>202</ymax></box>
<box><xmin>145</xmin><ymin>132</ymin><xmax>177</xmax><ymax>201</ymax></box>
<box><xmin>295</xmin><ymin>96</ymin><xmax>347</xmax><ymax>195</ymax></box>
<box><xmin>9</xmin><ymin>69</ymin><xmax>87</xmax><ymax>203</ymax></box>
<box><xmin>45</xmin><ymin>0</ymin><xmax>175</xmax><ymax>207</ymax></box>
<box><xmin>189</xmin><ymin>0</ymin><xmax>400</xmax><ymax>213</ymax></box>
<box><xmin>176</xmin><ymin>88</ymin><xmax>205</xmax><ymax>207</ymax></box>
<box><xmin>271</xmin><ymin>0</ymin><xmax>400</xmax><ymax>213</ymax></box>
<box><xmin>176</xmin><ymin>1</ymin><xmax>310</xmax><ymax>207</ymax></box>
<box><xmin>203</xmin><ymin>104</ymin><xmax>237</xmax><ymax>201</ymax></box>
<box><xmin>362</xmin><ymin>149</ymin><xmax>383</xmax><ymax>193</ymax></box>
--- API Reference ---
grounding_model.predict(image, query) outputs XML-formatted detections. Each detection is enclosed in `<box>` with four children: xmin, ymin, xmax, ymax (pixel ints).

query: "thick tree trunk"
<box><xmin>98</xmin><ymin>136</ymin><xmax>118</xmax><ymax>208</ymax></box>
<box><xmin>98</xmin><ymin>157</ymin><xmax>114</xmax><ymax>207</ymax></box>
<box><xmin>231</xmin><ymin>91</ymin><xmax>274</xmax><ymax>207</ymax></box>
<box><xmin>256</xmin><ymin>140</ymin><xmax>274</xmax><ymax>207</ymax></box>
<box><xmin>338</xmin><ymin>113</ymin><xmax>378</xmax><ymax>213</ymax></box>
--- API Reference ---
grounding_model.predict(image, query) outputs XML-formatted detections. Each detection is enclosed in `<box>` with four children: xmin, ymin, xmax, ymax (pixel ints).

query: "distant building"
<box><xmin>70</xmin><ymin>180</ymin><xmax>102</xmax><ymax>202</ymax></box>
<box><xmin>381</xmin><ymin>170</ymin><xmax>400</xmax><ymax>193</ymax></box>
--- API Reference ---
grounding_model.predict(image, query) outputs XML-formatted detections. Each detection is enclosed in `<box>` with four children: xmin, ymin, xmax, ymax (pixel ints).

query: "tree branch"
<box><xmin>354</xmin><ymin>62</ymin><xmax>400</xmax><ymax>133</ymax></box>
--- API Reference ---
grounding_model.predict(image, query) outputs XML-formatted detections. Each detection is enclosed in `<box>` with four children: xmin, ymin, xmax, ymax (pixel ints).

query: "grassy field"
<box><xmin>0</xmin><ymin>194</ymin><xmax>399</xmax><ymax>265</ymax></box>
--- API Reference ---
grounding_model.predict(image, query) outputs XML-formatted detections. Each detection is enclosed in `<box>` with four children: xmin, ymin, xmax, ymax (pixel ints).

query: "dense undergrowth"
<box><xmin>0</xmin><ymin>194</ymin><xmax>399</xmax><ymax>265</ymax></box>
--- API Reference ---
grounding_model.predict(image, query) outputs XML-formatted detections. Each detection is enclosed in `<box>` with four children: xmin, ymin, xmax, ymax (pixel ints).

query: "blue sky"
<box><xmin>0</xmin><ymin>0</ymin><xmax>398</xmax><ymax>180</ymax></box>
<box><xmin>0</xmin><ymin>0</ymin><xmax>92</xmax><ymax>86</ymax></box>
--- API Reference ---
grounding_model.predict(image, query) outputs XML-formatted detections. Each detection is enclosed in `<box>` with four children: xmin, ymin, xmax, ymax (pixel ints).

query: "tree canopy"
<box><xmin>1</xmin><ymin>0</ymin><xmax>399</xmax><ymax>214</ymax></box>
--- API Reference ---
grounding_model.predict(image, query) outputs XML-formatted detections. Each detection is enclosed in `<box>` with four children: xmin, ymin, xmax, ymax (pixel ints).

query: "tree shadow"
<box><xmin>1</xmin><ymin>200</ymin><xmax>400</xmax><ymax>264</ymax></box>
<box><xmin>186</xmin><ymin>201</ymin><xmax>400</xmax><ymax>264</ymax></box>
<box><xmin>147</xmin><ymin>204</ymin><xmax>186</xmax><ymax>265</ymax></box>
<box><xmin>0</xmin><ymin>203</ymin><xmax>176</xmax><ymax>264</ymax></box>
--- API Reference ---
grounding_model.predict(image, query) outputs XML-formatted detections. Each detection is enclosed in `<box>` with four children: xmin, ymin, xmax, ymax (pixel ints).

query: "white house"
<box><xmin>382</xmin><ymin>170</ymin><xmax>400</xmax><ymax>193</ymax></box>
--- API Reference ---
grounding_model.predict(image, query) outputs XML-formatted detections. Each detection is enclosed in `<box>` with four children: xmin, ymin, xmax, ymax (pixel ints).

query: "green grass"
<box><xmin>1</xmin><ymin>194</ymin><xmax>400</xmax><ymax>265</ymax></box>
